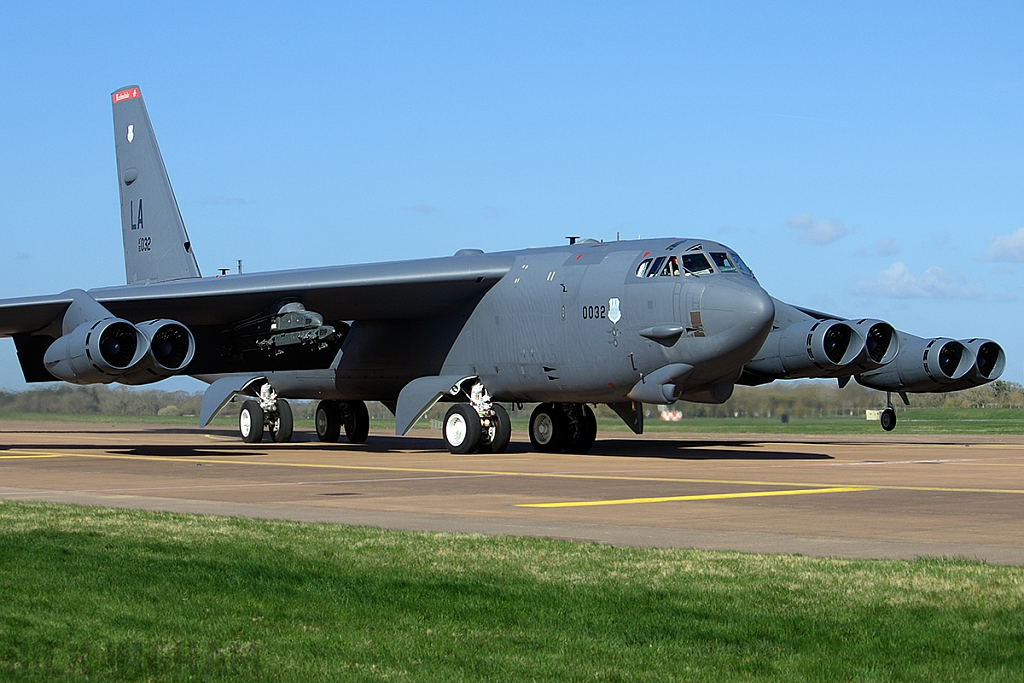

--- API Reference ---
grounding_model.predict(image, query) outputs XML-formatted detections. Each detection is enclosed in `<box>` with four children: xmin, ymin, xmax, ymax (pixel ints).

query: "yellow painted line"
<box><xmin>3</xmin><ymin>448</ymin><xmax>1024</xmax><ymax>495</ymax></box>
<box><xmin>0</xmin><ymin>454</ymin><xmax>66</xmax><ymax>460</ymax></box>
<box><xmin>519</xmin><ymin>487</ymin><xmax>874</xmax><ymax>508</ymax></box>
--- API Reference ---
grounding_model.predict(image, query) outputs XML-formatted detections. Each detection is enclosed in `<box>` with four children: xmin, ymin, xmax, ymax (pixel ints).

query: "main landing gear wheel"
<box><xmin>880</xmin><ymin>407</ymin><xmax>897</xmax><ymax>432</ymax></box>
<box><xmin>269</xmin><ymin>399</ymin><xmax>293</xmax><ymax>443</ymax></box>
<box><xmin>443</xmin><ymin>404</ymin><xmax>481</xmax><ymax>454</ymax></box>
<box><xmin>239</xmin><ymin>400</ymin><xmax>264</xmax><ymax>443</ymax></box>
<box><xmin>315</xmin><ymin>401</ymin><xmax>341</xmax><ymax>442</ymax></box>
<box><xmin>478</xmin><ymin>403</ymin><xmax>511</xmax><ymax>454</ymax></box>
<box><xmin>565</xmin><ymin>404</ymin><xmax>597</xmax><ymax>454</ymax></box>
<box><xmin>529</xmin><ymin>403</ymin><xmax>568</xmax><ymax>453</ymax></box>
<box><xmin>341</xmin><ymin>400</ymin><xmax>370</xmax><ymax>444</ymax></box>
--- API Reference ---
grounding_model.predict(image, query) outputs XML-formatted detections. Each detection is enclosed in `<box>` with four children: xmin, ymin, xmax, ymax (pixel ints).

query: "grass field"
<box><xmin>4</xmin><ymin>407</ymin><xmax>1022</xmax><ymax>435</ymax></box>
<box><xmin>0</xmin><ymin>501</ymin><xmax>1021</xmax><ymax>681</ymax></box>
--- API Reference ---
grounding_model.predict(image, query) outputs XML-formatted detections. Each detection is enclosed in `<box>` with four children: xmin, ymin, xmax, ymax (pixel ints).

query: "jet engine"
<box><xmin>119</xmin><ymin>319</ymin><xmax>197</xmax><ymax>385</ymax></box>
<box><xmin>744</xmin><ymin>319</ymin><xmax>864</xmax><ymax>379</ymax></box>
<box><xmin>856</xmin><ymin>335</ymin><xmax>975</xmax><ymax>393</ymax></box>
<box><xmin>43</xmin><ymin>318</ymin><xmax>149</xmax><ymax>384</ymax></box>
<box><xmin>931</xmin><ymin>338</ymin><xmax>1005</xmax><ymax>392</ymax></box>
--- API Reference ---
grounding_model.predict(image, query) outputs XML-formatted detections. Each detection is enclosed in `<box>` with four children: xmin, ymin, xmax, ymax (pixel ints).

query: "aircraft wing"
<box><xmin>0</xmin><ymin>252</ymin><xmax>515</xmax><ymax>336</ymax></box>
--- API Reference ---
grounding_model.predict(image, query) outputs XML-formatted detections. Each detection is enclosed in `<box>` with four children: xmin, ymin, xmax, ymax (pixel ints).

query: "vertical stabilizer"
<box><xmin>112</xmin><ymin>86</ymin><xmax>201</xmax><ymax>284</ymax></box>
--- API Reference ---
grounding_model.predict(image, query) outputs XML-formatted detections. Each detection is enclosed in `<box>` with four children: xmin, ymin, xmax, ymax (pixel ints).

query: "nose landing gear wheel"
<box><xmin>443</xmin><ymin>404</ymin><xmax>482</xmax><ymax>454</ymax></box>
<box><xmin>315</xmin><ymin>401</ymin><xmax>341</xmax><ymax>442</ymax></box>
<box><xmin>239</xmin><ymin>400</ymin><xmax>264</xmax><ymax>443</ymax></box>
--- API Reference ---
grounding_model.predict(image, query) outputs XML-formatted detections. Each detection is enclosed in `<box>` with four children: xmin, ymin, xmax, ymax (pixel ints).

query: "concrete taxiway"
<box><xmin>2</xmin><ymin>420</ymin><xmax>1023</xmax><ymax>564</ymax></box>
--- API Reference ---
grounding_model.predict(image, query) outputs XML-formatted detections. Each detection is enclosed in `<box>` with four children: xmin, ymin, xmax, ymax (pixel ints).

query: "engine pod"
<box><xmin>43</xmin><ymin>318</ymin><xmax>149</xmax><ymax>384</ymax></box>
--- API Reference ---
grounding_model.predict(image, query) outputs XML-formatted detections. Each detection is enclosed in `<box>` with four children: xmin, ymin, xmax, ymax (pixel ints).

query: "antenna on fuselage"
<box><xmin>566</xmin><ymin>236</ymin><xmax>579</xmax><ymax>245</ymax></box>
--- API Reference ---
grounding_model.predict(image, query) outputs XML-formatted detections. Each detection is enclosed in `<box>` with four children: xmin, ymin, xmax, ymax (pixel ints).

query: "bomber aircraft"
<box><xmin>0</xmin><ymin>87</ymin><xmax>1006</xmax><ymax>453</ymax></box>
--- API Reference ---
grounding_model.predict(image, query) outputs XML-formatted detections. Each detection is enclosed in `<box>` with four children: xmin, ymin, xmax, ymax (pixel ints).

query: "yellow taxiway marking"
<box><xmin>519</xmin><ymin>487</ymin><xmax>875</xmax><ymax>508</ymax></box>
<box><xmin>0</xmin><ymin>454</ymin><xmax>67</xmax><ymax>460</ymax></box>
<box><xmin>3</xmin><ymin>449</ymin><xmax>1024</xmax><ymax>496</ymax></box>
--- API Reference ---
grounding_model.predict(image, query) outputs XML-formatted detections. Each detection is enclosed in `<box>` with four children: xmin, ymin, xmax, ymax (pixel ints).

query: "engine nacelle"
<box><xmin>844</xmin><ymin>319</ymin><xmax>898</xmax><ymax>372</ymax></box>
<box><xmin>744</xmin><ymin>319</ymin><xmax>865</xmax><ymax>379</ymax></box>
<box><xmin>43</xmin><ymin>318</ymin><xmax>149</xmax><ymax>385</ymax></box>
<box><xmin>119</xmin><ymin>319</ymin><xmax>197</xmax><ymax>385</ymax></box>
<box><xmin>857</xmin><ymin>335</ymin><xmax>975</xmax><ymax>393</ymax></box>
<box><xmin>936</xmin><ymin>339</ymin><xmax>1006</xmax><ymax>392</ymax></box>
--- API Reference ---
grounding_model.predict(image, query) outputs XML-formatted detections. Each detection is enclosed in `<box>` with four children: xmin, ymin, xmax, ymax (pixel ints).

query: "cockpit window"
<box><xmin>728</xmin><ymin>251</ymin><xmax>755</xmax><ymax>279</ymax></box>
<box><xmin>646</xmin><ymin>256</ymin><xmax>666</xmax><ymax>277</ymax></box>
<box><xmin>710</xmin><ymin>252</ymin><xmax>738</xmax><ymax>273</ymax></box>
<box><xmin>661</xmin><ymin>256</ymin><xmax>680</xmax><ymax>276</ymax></box>
<box><xmin>682</xmin><ymin>253</ymin><xmax>714</xmax><ymax>275</ymax></box>
<box><xmin>635</xmin><ymin>258</ymin><xmax>652</xmax><ymax>277</ymax></box>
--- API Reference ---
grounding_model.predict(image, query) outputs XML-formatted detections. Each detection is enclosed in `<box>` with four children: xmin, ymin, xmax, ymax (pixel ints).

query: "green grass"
<box><xmin>0</xmin><ymin>502</ymin><xmax>1022</xmax><ymax>681</ymax></box>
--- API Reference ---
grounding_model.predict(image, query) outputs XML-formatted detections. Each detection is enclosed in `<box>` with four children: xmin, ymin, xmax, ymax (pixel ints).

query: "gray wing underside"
<box><xmin>0</xmin><ymin>253</ymin><xmax>514</xmax><ymax>336</ymax></box>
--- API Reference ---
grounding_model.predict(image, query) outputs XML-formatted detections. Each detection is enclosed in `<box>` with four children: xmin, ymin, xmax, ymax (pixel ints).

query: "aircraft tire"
<box><xmin>565</xmin><ymin>404</ymin><xmax>597</xmax><ymax>454</ymax></box>
<box><xmin>478</xmin><ymin>404</ymin><xmax>511</xmax><ymax>454</ymax></box>
<box><xmin>270</xmin><ymin>399</ymin><xmax>293</xmax><ymax>443</ymax></box>
<box><xmin>443</xmin><ymin>404</ymin><xmax>481</xmax><ymax>454</ymax></box>
<box><xmin>240</xmin><ymin>400</ymin><xmax>264</xmax><ymax>443</ymax></box>
<box><xmin>315</xmin><ymin>401</ymin><xmax>341</xmax><ymax>442</ymax></box>
<box><xmin>529</xmin><ymin>403</ymin><xmax>566</xmax><ymax>453</ymax></box>
<box><xmin>880</xmin><ymin>407</ymin><xmax>897</xmax><ymax>432</ymax></box>
<box><xmin>342</xmin><ymin>400</ymin><xmax>370</xmax><ymax>444</ymax></box>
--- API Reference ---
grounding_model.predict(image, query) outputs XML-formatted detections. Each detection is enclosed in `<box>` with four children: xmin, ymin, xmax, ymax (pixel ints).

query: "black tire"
<box><xmin>443</xmin><ymin>404</ymin><xmax>481</xmax><ymax>454</ymax></box>
<box><xmin>270</xmin><ymin>399</ymin><xmax>293</xmax><ymax>443</ymax></box>
<box><xmin>342</xmin><ymin>400</ymin><xmax>370</xmax><ymax>444</ymax></box>
<box><xmin>565</xmin><ymin>404</ymin><xmax>597</xmax><ymax>454</ymax></box>
<box><xmin>529</xmin><ymin>403</ymin><xmax>567</xmax><ymax>453</ymax></box>
<box><xmin>880</xmin><ymin>407</ymin><xmax>897</xmax><ymax>432</ymax></box>
<box><xmin>478</xmin><ymin>404</ymin><xmax>511</xmax><ymax>454</ymax></box>
<box><xmin>239</xmin><ymin>400</ymin><xmax>264</xmax><ymax>443</ymax></box>
<box><xmin>315</xmin><ymin>401</ymin><xmax>341</xmax><ymax>442</ymax></box>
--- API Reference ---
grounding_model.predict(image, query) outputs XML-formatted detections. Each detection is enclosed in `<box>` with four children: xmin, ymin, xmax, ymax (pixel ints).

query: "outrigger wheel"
<box><xmin>880</xmin><ymin>391</ymin><xmax>897</xmax><ymax>432</ymax></box>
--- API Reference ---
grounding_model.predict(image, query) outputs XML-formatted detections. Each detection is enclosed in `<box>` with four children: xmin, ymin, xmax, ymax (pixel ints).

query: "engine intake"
<box><xmin>119</xmin><ymin>319</ymin><xmax>197</xmax><ymax>385</ymax></box>
<box><xmin>936</xmin><ymin>339</ymin><xmax>1006</xmax><ymax>392</ymax></box>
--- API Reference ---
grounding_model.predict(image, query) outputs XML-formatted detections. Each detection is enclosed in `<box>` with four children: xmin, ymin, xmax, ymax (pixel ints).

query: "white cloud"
<box><xmin>984</xmin><ymin>227</ymin><xmax>1024</xmax><ymax>262</ymax></box>
<box><xmin>788</xmin><ymin>213</ymin><xmax>850</xmax><ymax>245</ymax></box>
<box><xmin>855</xmin><ymin>238</ymin><xmax>899</xmax><ymax>258</ymax></box>
<box><xmin>852</xmin><ymin>262</ymin><xmax>984</xmax><ymax>299</ymax></box>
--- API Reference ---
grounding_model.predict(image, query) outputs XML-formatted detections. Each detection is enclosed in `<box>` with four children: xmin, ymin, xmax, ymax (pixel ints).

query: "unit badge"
<box><xmin>608</xmin><ymin>297</ymin><xmax>621</xmax><ymax>323</ymax></box>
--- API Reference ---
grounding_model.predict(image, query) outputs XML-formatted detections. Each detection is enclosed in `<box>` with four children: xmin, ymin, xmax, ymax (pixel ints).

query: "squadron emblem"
<box><xmin>608</xmin><ymin>297</ymin><xmax>621</xmax><ymax>323</ymax></box>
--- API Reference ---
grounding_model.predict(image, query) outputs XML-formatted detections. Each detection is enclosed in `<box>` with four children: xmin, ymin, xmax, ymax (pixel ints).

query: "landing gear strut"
<box><xmin>238</xmin><ymin>383</ymin><xmax>293</xmax><ymax>443</ymax></box>
<box><xmin>529</xmin><ymin>403</ymin><xmax>597</xmax><ymax>454</ymax></box>
<box><xmin>315</xmin><ymin>400</ymin><xmax>370</xmax><ymax>443</ymax></box>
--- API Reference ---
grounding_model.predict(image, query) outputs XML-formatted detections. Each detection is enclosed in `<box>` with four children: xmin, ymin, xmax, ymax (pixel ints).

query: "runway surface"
<box><xmin>2</xmin><ymin>420</ymin><xmax>1023</xmax><ymax>564</ymax></box>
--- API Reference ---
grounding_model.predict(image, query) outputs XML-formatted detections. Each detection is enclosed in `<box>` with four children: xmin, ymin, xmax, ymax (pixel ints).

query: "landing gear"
<box><xmin>439</xmin><ymin>382</ymin><xmax>511</xmax><ymax>455</ymax></box>
<box><xmin>315</xmin><ymin>400</ymin><xmax>370</xmax><ymax>443</ymax></box>
<box><xmin>239</xmin><ymin>400</ymin><xmax>264</xmax><ymax>443</ymax></box>
<box><xmin>880</xmin><ymin>391</ymin><xmax>897</xmax><ymax>432</ymax></box>
<box><xmin>529</xmin><ymin>403</ymin><xmax>598</xmax><ymax>454</ymax></box>
<box><xmin>341</xmin><ymin>400</ymin><xmax>370</xmax><ymax>444</ymax></box>
<box><xmin>238</xmin><ymin>383</ymin><xmax>293</xmax><ymax>443</ymax></box>
<box><xmin>479</xmin><ymin>403</ymin><xmax>511</xmax><ymax>454</ymax></box>
<box><xmin>529</xmin><ymin>403</ymin><xmax>567</xmax><ymax>452</ymax></box>
<box><xmin>443</xmin><ymin>404</ymin><xmax>481</xmax><ymax>454</ymax></box>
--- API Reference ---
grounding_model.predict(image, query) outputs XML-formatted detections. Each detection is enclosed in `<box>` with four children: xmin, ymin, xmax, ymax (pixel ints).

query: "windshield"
<box><xmin>682</xmin><ymin>253</ymin><xmax>714</xmax><ymax>276</ymax></box>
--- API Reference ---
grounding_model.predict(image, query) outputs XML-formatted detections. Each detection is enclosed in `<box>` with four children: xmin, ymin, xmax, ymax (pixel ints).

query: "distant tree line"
<box><xmin>0</xmin><ymin>379</ymin><xmax>1021</xmax><ymax>420</ymax></box>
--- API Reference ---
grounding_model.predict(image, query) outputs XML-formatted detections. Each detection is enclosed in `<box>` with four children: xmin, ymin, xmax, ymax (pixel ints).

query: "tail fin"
<box><xmin>112</xmin><ymin>86</ymin><xmax>201</xmax><ymax>284</ymax></box>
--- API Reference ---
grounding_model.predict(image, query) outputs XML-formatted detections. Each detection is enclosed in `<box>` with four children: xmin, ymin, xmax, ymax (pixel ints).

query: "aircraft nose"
<box><xmin>699</xmin><ymin>278</ymin><xmax>775</xmax><ymax>344</ymax></box>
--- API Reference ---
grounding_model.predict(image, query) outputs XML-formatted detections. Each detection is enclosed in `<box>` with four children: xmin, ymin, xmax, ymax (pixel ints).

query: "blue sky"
<box><xmin>1</xmin><ymin>1</ymin><xmax>1022</xmax><ymax>391</ymax></box>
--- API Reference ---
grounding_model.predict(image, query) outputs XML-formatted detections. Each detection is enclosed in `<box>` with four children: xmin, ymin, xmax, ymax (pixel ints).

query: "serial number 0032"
<box><xmin>138</xmin><ymin>237</ymin><xmax>152</xmax><ymax>252</ymax></box>
<box><xmin>582</xmin><ymin>305</ymin><xmax>607</xmax><ymax>319</ymax></box>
